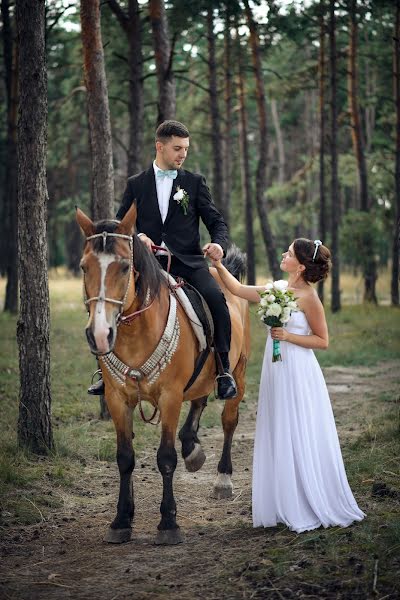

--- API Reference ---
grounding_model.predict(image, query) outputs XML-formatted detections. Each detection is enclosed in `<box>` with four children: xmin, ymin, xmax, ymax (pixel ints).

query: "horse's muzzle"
<box><xmin>86</xmin><ymin>325</ymin><xmax>116</xmax><ymax>356</ymax></box>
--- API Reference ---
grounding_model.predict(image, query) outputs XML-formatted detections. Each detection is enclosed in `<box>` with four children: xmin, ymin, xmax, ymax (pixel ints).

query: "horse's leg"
<box><xmin>213</xmin><ymin>354</ymin><xmax>247</xmax><ymax>499</ymax></box>
<box><xmin>178</xmin><ymin>395</ymin><xmax>207</xmax><ymax>472</ymax></box>
<box><xmin>104</xmin><ymin>400</ymin><xmax>135</xmax><ymax>544</ymax></box>
<box><xmin>155</xmin><ymin>396</ymin><xmax>183</xmax><ymax>546</ymax></box>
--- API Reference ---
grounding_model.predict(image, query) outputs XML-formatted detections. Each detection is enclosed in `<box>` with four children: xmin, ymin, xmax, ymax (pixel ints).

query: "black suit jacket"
<box><xmin>116</xmin><ymin>165</ymin><xmax>228</xmax><ymax>269</ymax></box>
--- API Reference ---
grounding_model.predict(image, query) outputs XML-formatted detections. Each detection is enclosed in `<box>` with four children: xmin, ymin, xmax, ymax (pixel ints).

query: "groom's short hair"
<box><xmin>156</xmin><ymin>120</ymin><xmax>190</xmax><ymax>142</ymax></box>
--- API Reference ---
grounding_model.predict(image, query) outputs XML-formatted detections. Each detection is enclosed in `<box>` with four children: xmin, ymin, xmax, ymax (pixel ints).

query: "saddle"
<box><xmin>161</xmin><ymin>270</ymin><xmax>214</xmax><ymax>391</ymax></box>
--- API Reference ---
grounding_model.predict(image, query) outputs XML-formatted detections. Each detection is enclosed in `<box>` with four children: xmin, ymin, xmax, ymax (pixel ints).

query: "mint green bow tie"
<box><xmin>156</xmin><ymin>169</ymin><xmax>178</xmax><ymax>180</ymax></box>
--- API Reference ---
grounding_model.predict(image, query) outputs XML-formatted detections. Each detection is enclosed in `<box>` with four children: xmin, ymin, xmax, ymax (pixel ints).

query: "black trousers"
<box><xmin>158</xmin><ymin>256</ymin><xmax>231</xmax><ymax>354</ymax></box>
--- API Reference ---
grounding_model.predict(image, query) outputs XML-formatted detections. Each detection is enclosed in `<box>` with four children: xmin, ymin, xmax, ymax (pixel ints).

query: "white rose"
<box><xmin>174</xmin><ymin>188</ymin><xmax>184</xmax><ymax>201</ymax></box>
<box><xmin>288</xmin><ymin>301</ymin><xmax>298</xmax><ymax>309</ymax></box>
<box><xmin>273</xmin><ymin>279</ymin><xmax>288</xmax><ymax>292</ymax></box>
<box><xmin>260</xmin><ymin>297</ymin><xmax>269</xmax><ymax>307</ymax></box>
<box><xmin>267</xmin><ymin>294</ymin><xmax>276</xmax><ymax>302</ymax></box>
<box><xmin>265</xmin><ymin>282</ymin><xmax>273</xmax><ymax>291</ymax></box>
<box><xmin>281</xmin><ymin>307</ymin><xmax>291</xmax><ymax>323</ymax></box>
<box><xmin>266</xmin><ymin>303</ymin><xmax>282</xmax><ymax>318</ymax></box>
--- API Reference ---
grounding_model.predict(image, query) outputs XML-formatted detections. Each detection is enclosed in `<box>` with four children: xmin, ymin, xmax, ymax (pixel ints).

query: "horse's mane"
<box><xmin>223</xmin><ymin>244</ymin><xmax>247</xmax><ymax>282</ymax></box>
<box><xmin>92</xmin><ymin>220</ymin><xmax>167</xmax><ymax>305</ymax></box>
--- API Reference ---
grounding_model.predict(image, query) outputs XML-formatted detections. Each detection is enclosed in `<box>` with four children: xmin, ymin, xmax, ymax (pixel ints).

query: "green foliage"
<box><xmin>340</xmin><ymin>210</ymin><xmax>383</xmax><ymax>272</ymax></box>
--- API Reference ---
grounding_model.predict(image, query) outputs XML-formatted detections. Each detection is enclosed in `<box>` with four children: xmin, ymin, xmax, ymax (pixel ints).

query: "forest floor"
<box><xmin>1</xmin><ymin>361</ymin><xmax>399</xmax><ymax>600</ymax></box>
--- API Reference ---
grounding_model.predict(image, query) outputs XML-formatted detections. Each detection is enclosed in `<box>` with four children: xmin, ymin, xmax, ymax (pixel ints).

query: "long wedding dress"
<box><xmin>252</xmin><ymin>310</ymin><xmax>365</xmax><ymax>533</ymax></box>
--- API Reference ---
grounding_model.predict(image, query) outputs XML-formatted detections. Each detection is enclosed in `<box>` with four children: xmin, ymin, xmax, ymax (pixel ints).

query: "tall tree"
<box><xmin>1</xmin><ymin>0</ymin><xmax>18</xmax><ymax>313</ymax></box>
<box><xmin>392</xmin><ymin>0</ymin><xmax>400</xmax><ymax>306</ymax></box>
<box><xmin>16</xmin><ymin>0</ymin><xmax>53</xmax><ymax>453</ymax></box>
<box><xmin>221</xmin><ymin>2</ymin><xmax>233</xmax><ymax>228</ymax></box>
<box><xmin>149</xmin><ymin>0</ymin><xmax>176</xmax><ymax>124</ymax></box>
<box><xmin>108</xmin><ymin>0</ymin><xmax>144</xmax><ymax>175</ymax></box>
<box><xmin>329</xmin><ymin>0</ymin><xmax>341</xmax><ymax>312</ymax></box>
<box><xmin>318</xmin><ymin>0</ymin><xmax>327</xmax><ymax>303</ymax></box>
<box><xmin>236</xmin><ymin>25</ymin><xmax>255</xmax><ymax>284</ymax></box>
<box><xmin>80</xmin><ymin>0</ymin><xmax>114</xmax><ymax>220</ymax></box>
<box><xmin>207</xmin><ymin>5</ymin><xmax>225</xmax><ymax>219</ymax></box>
<box><xmin>243</xmin><ymin>0</ymin><xmax>280</xmax><ymax>279</ymax></box>
<box><xmin>348</xmin><ymin>0</ymin><xmax>377</xmax><ymax>303</ymax></box>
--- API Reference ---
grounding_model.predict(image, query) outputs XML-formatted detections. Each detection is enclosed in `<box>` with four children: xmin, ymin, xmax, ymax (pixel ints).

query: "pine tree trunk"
<box><xmin>222</xmin><ymin>3</ymin><xmax>233</xmax><ymax>229</ymax></box>
<box><xmin>2</xmin><ymin>0</ymin><xmax>19</xmax><ymax>313</ymax></box>
<box><xmin>127</xmin><ymin>0</ymin><xmax>143</xmax><ymax>175</ymax></box>
<box><xmin>270</xmin><ymin>99</ymin><xmax>285</xmax><ymax>186</ymax></box>
<box><xmin>108</xmin><ymin>0</ymin><xmax>144</xmax><ymax>175</ymax></box>
<box><xmin>236</xmin><ymin>26</ymin><xmax>255</xmax><ymax>285</ymax></box>
<box><xmin>318</xmin><ymin>1</ymin><xmax>326</xmax><ymax>303</ymax></box>
<box><xmin>392</xmin><ymin>0</ymin><xmax>400</xmax><ymax>306</ymax></box>
<box><xmin>243</xmin><ymin>0</ymin><xmax>280</xmax><ymax>280</ymax></box>
<box><xmin>81</xmin><ymin>0</ymin><xmax>114</xmax><ymax>220</ymax></box>
<box><xmin>207</xmin><ymin>6</ymin><xmax>225</xmax><ymax>220</ymax></box>
<box><xmin>149</xmin><ymin>0</ymin><xmax>176</xmax><ymax>124</ymax></box>
<box><xmin>348</xmin><ymin>0</ymin><xmax>377</xmax><ymax>303</ymax></box>
<box><xmin>16</xmin><ymin>0</ymin><xmax>53</xmax><ymax>454</ymax></box>
<box><xmin>329</xmin><ymin>0</ymin><xmax>341</xmax><ymax>312</ymax></box>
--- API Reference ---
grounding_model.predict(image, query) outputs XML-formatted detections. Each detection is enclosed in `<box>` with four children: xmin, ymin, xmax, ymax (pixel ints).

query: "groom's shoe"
<box><xmin>87</xmin><ymin>378</ymin><xmax>105</xmax><ymax>395</ymax></box>
<box><xmin>215</xmin><ymin>353</ymin><xmax>237</xmax><ymax>400</ymax></box>
<box><xmin>215</xmin><ymin>373</ymin><xmax>237</xmax><ymax>400</ymax></box>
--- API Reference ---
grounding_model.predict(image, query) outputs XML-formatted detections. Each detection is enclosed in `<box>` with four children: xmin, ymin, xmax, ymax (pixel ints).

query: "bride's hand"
<box><xmin>270</xmin><ymin>327</ymin><xmax>289</xmax><ymax>341</ymax></box>
<box><xmin>210</xmin><ymin>258</ymin><xmax>222</xmax><ymax>269</ymax></box>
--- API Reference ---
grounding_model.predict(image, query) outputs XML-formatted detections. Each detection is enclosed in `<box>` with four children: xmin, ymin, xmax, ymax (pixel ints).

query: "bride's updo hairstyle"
<box><xmin>293</xmin><ymin>238</ymin><xmax>331</xmax><ymax>283</ymax></box>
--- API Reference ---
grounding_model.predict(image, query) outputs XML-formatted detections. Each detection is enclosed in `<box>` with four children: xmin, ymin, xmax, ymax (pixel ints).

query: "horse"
<box><xmin>76</xmin><ymin>203</ymin><xmax>250</xmax><ymax>545</ymax></box>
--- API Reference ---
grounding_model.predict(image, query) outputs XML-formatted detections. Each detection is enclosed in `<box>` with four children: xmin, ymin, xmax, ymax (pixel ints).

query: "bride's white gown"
<box><xmin>252</xmin><ymin>310</ymin><xmax>365</xmax><ymax>533</ymax></box>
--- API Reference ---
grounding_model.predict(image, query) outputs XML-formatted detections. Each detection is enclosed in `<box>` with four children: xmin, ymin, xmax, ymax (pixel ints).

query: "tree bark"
<box><xmin>1</xmin><ymin>0</ymin><xmax>19</xmax><ymax>313</ymax></box>
<box><xmin>348</xmin><ymin>0</ymin><xmax>377</xmax><ymax>303</ymax></box>
<box><xmin>80</xmin><ymin>0</ymin><xmax>114</xmax><ymax>220</ymax></box>
<box><xmin>270</xmin><ymin>98</ymin><xmax>285</xmax><ymax>186</ymax></box>
<box><xmin>149</xmin><ymin>0</ymin><xmax>176</xmax><ymax>125</ymax></box>
<box><xmin>222</xmin><ymin>3</ymin><xmax>233</xmax><ymax>229</ymax></box>
<box><xmin>108</xmin><ymin>0</ymin><xmax>144</xmax><ymax>175</ymax></box>
<box><xmin>329</xmin><ymin>0</ymin><xmax>341</xmax><ymax>312</ymax></box>
<box><xmin>243</xmin><ymin>0</ymin><xmax>280</xmax><ymax>280</ymax></box>
<box><xmin>236</xmin><ymin>26</ymin><xmax>255</xmax><ymax>285</ymax></box>
<box><xmin>392</xmin><ymin>0</ymin><xmax>400</xmax><ymax>306</ymax></box>
<box><xmin>318</xmin><ymin>1</ymin><xmax>326</xmax><ymax>303</ymax></box>
<box><xmin>16</xmin><ymin>0</ymin><xmax>53</xmax><ymax>454</ymax></box>
<box><xmin>207</xmin><ymin>6</ymin><xmax>225</xmax><ymax>219</ymax></box>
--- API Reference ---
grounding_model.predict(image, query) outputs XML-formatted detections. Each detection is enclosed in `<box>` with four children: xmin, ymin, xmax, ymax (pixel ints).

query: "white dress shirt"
<box><xmin>153</xmin><ymin>161</ymin><xmax>174</xmax><ymax>223</ymax></box>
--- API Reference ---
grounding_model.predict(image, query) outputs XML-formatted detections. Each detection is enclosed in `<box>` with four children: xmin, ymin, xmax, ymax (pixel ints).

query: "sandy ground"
<box><xmin>0</xmin><ymin>363</ymin><xmax>399</xmax><ymax>600</ymax></box>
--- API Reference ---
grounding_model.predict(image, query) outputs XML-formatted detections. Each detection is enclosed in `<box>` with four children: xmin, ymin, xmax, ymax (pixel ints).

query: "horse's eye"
<box><xmin>121</xmin><ymin>263</ymin><xmax>130</xmax><ymax>275</ymax></box>
<box><xmin>80</xmin><ymin>264</ymin><xmax>87</xmax><ymax>273</ymax></box>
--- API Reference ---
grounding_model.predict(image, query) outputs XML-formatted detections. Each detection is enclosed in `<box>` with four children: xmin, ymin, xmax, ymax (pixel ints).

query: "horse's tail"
<box><xmin>222</xmin><ymin>244</ymin><xmax>247</xmax><ymax>282</ymax></box>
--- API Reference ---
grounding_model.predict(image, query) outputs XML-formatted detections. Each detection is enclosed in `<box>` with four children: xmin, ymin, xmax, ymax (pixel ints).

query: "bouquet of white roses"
<box><xmin>257</xmin><ymin>280</ymin><xmax>298</xmax><ymax>362</ymax></box>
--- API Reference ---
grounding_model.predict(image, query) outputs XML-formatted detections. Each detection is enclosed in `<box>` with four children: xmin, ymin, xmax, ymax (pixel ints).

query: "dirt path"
<box><xmin>1</xmin><ymin>363</ymin><xmax>399</xmax><ymax>600</ymax></box>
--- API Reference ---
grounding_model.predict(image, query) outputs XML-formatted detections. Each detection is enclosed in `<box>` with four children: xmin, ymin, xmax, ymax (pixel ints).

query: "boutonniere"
<box><xmin>173</xmin><ymin>186</ymin><xmax>190</xmax><ymax>215</ymax></box>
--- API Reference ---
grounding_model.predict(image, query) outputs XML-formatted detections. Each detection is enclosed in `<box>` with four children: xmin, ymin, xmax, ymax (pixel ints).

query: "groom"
<box><xmin>88</xmin><ymin>120</ymin><xmax>237</xmax><ymax>400</ymax></box>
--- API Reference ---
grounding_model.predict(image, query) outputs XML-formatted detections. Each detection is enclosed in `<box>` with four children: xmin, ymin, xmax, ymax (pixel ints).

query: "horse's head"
<box><xmin>76</xmin><ymin>204</ymin><xmax>137</xmax><ymax>355</ymax></box>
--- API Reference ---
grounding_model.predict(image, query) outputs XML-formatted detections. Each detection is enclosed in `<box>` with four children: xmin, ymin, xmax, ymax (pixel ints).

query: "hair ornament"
<box><xmin>312</xmin><ymin>239</ymin><xmax>322</xmax><ymax>261</ymax></box>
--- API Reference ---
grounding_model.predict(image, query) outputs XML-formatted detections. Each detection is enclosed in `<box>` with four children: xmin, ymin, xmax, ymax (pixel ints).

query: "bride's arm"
<box><xmin>271</xmin><ymin>292</ymin><xmax>329</xmax><ymax>350</ymax></box>
<box><xmin>211</xmin><ymin>260</ymin><xmax>265</xmax><ymax>303</ymax></box>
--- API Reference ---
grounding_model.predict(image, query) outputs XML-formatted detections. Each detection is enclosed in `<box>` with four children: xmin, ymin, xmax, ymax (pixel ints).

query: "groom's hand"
<box><xmin>137</xmin><ymin>233</ymin><xmax>155</xmax><ymax>252</ymax></box>
<box><xmin>203</xmin><ymin>242</ymin><xmax>223</xmax><ymax>261</ymax></box>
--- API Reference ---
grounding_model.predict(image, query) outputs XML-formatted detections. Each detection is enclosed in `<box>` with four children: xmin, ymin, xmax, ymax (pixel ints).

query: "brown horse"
<box><xmin>76</xmin><ymin>204</ymin><xmax>249</xmax><ymax>545</ymax></box>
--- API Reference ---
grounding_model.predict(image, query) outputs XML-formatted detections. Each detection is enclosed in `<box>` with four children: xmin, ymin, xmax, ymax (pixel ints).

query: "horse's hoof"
<box><xmin>184</xmin><ymin>443</ymin><xmax>206</xmax><ymax>473</ymax></box>
<box><xmin>154</xmin><ymin>528</ymin><xmax>184</xmax><ymax>545</ymax></box>
<box><xmin>103</xmin><ymin>527</ymin><xmax>132</xmax><ymax>544</ymax></box>
<box><xmin>212</xmin><ymin>474</ymin><xmax>233</xmax><ymax>499</ymax></box>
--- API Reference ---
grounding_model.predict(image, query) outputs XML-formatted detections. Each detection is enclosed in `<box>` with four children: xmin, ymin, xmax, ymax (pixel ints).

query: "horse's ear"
<box><xmin>117</xmin><ymin>202</ymin><xmax>137</xmax><ymax>236</ymax></box>
<box><xmin>76</xmin><ymin>207</ymin><xmax>94</xmax><ymax>238</ymax></box>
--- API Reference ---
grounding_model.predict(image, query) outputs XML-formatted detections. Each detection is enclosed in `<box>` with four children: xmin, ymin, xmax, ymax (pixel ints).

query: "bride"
<box><xmin>212</xmin><ymin>238</ymin><xmax>365</xmax><ymax>533</ymax></box>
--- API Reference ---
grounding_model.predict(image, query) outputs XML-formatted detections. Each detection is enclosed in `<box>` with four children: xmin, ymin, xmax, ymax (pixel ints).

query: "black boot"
<box><xmin>87</xmin><ymin>378</ymin><xmax>105</xmax><ymax>395</ymax></box>
<box><xmin>215</xmin><ymin>352</ymin><xmax>237</xmax><ymax>400</ymax></box>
